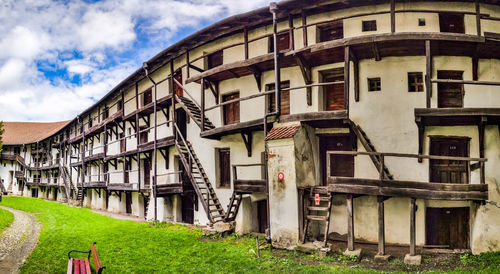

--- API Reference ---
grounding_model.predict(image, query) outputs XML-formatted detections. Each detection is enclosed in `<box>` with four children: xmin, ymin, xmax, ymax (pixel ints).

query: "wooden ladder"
<box><xmin>225</xmin><ymin>192</ymin><xmax>243</xmax><ymax>221</ymax></box>
<box><xmin>350</xmin><ymin>122</ymin><xmax>393</xmax><ymax>180</ymax></box>
<box><xmin>302</xmin><ymin>187</ymin><xmax>333</xmax><ymax>248</ymax></box>
<box><xmin>175</xmin><ymin>95</ymin><xmax>215</xmax><ymax>130</ymax></box>
<box><xmin>174</xmin><ymin>125</ymin><xmax>225</xmax><ymax>223</ymax></box>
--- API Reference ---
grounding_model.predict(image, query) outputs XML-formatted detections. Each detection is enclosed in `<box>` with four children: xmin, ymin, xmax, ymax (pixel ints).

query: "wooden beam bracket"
<box><xmin>295</xmin><ymin>53</ymin><xmax>312</xmax><ymax>106</ymax></box>
<box><xmin>248</xmin><ymin>65</ymin><xmax>262</xmax><ymax>91</ymax></box>
<box><xmin>241</xmin><ymin>132</ymin><xmax>253</xmax><ymax>157</ymax></box>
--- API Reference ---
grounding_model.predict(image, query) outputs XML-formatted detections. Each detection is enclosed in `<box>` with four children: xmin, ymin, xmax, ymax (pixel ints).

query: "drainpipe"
<box><xmin>263</xmin><ymin>1</ymin><xmax>281</xmax><ymax>244</ymax></box>
<box><xmin>143</xmin><ymin>62</ymin><xmax>158</xmax><ymax>224</ymax></box>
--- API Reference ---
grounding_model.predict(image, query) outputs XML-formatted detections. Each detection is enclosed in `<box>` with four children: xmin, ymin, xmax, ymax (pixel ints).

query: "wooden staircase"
<box><xmin>175</xmin><ymin>95</ymin><xmax>215</xmax><ymax>130</ymax></box>
<box><xmin>174</xmin><ymin>125</ymin><xmax>225</xmax><ymax>223</ymax></box>
<box><xmin>77</xmin><ymin>188</ymin><xmax>84</xmax><ymax>201</ymax></box>
<box><xmin>60</xmin><ymin>166</ymin><xmax>76</xmax><ymax>200</ymax></box>
<box><xmin>301</xmin><ymin>187</ymin><xmax>333</xmax><ymax>248</ymax></box>
<box><xmin>349</xmin><ymin>122</ymin><xmax>393</xmax><ymax>180</ymax></box>
<box><xmin>225</xmin><ymin>192</ymin><xmax>243</xmax><ymax>222</ymax></box>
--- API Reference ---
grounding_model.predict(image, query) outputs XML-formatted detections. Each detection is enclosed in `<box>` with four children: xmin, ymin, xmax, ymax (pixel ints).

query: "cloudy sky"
<box><xmin>0</xmin><ymin>0</ymin><xmax>273</xmax><ymax>122</ymax></box>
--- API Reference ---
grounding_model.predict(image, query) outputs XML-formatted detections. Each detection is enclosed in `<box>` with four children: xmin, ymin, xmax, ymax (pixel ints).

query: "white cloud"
<box><xmin>0</xmin><ymin>0</ymin><xmax>274</xmax><ymax>122</ymax></box>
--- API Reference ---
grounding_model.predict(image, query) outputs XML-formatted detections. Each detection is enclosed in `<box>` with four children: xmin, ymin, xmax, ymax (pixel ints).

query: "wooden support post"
<box><xmin>301</xmin><ymin>10</ymin><xmax>307</xmax><ymax>47</ymax></box>
<box><xmin>410</xmin><ymin>198</ymin><xmax>416</xmax><ymax>256</ymax></box>
<box><xmin>295</xmin><ymin>54</ymin><xmax>312</xmax><ymax>106</ymax></box>
<box><xmin>425</xmin><ymin>40</ymin><xmax>432</xmax><ymax>108</ymax></box>
<box><xmin>344</xmin><ymin>46</ymin><xmax>350</xmax><ymax>112</ymax></box>
<box><xmin>390</xmin><ymin>0</ymin><xmax>395</xmax><ymax>33</ymax></box>
<box><xmin>377</xmin><ymin>196</ymin><xmax>385</xmax><ymax>255</ymax></box>
<box><xmin>379</xmin><ymin>155</ymin><xmax>384</xmax><ymax>180</ymax></box>
<box><xmin>416</xmin><ymin>118</ymin><xmax>424</xmax><ymax>163</ymax></box>
<box><xmin>475</xmin><ymin>0</ymin><xmax>481</xmax><ymax>37</ymax></box>
<box><xmin>288</xmin><ymin>14</ymin><xmax>294</xmax><ymax>51</ymax></box>
<box><xmin>244</xmin><ymin>27</ymin><xmax>249</xmax><ymax>60</ymax></box>
<box><xmin>472</xmin><ymin>56</ymin><xmax>479</xmax><ymax>81</ymax></box>
<box><xmin>201</xmin><ymin>78</ymin><xmax>205</xmax><ymax>132</ymax></box>
<box><xmin>186</xmin><ymin>50</ymin><xmax>190</xmax><ymax>79</ymax></box>
<box><xmin>479</xmin><ymin>116</ymin><xmax>486</xmax><ymax>185</ymax></box>
<box><xmin>347</xmin><ymin>194</ymin><xmax>354</xmax><ymax>251</ymax></box>
<box><xmin>353</xmin><ymin>55</ymin><xmax>359</xmax><ymax>102</ymax></box>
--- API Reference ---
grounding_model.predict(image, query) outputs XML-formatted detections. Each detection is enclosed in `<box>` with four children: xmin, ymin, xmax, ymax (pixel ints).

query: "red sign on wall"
<box><xmin>278</xmin><ymin>172</ymin><xmax>284</xmax><ymax>182</ymax></box>
<box><xmin>315</xmin><ymin>194</ymin><xmax>320</xmax><ymax>205</ymax></box>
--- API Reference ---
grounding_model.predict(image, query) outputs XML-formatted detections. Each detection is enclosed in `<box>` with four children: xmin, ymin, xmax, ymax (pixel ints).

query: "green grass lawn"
<box><xmin>0</xmin><ymin>207</ymin><xmax>14</xmax><ymax>234</ymax></box>
<box><xmin>1</xmin><ymin>196</ymin><xmax>498</xmax><ymax>273</ymax></box>
<box><xmin>0</xmin><ymin>196</ymin><xmax>371</xmax><ymax>273</ymax></box>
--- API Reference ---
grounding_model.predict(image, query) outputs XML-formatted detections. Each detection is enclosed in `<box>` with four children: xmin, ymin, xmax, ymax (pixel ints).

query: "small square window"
<box><xmin>408</xmin><ymin>72</ymin><xmax>424</xmax><ymax>92</ymax></box>
<box><xmin>368</xmin><ymin>78</ymin><xmax>381</xmax><ymax>92</ymax></box>
<box><xmin>362</xmin><ymin>20</ymin><xmax>377</xmax><ymax>32</ymax></box>
<box><xmin>418</xmin><ymin>18</ymin><xmax>426</xmax><ymax>26</ymax></box>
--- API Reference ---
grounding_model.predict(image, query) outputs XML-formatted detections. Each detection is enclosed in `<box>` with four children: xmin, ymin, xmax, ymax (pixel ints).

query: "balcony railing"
<box><xmin>232</xmin><ymin>164</ymin><xmax>266</xmax><ymax>193</ymax></box>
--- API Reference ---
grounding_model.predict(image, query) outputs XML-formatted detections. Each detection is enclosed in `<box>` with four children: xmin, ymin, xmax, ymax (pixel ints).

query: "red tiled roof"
<box><xmin>1</xmin><ymin>121</ymin><xmax>71</xmax><ymax>145</ymax></box>
<box><xmin>265</xmin><ymin>125</ymin><xmax>300</xmax><ymax>141</ymax></box>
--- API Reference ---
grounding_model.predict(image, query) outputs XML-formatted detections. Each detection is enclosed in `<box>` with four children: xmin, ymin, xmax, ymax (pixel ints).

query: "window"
<box><xmin>408</xmin><ymin>72</ymin><xmax>424</xmax><ymax>92</ymax></box>
<box><xmin>317</xmin><ymin>21</ymin><xmax>343</xmax><ymax>42</ymax></box>
<box><xmin>362</xmin><ymin>20</ymin><xmax>377</xmax><ymax>32</ymax></box>
<box><xmin>218</xmin><ymin>149</ymin><xmax>230</xmax><ymax>188</ymax></box>
<box><xmin>143</xmin><ymin>88</ymin><xmax>152</xmax><ymax>106</ymax></box>
<box><xmin>206</xmin><ymin>50</ymin><xmax>223</xmax><ymax>69</ymax></box>
<box><xmin>418</xmin><ymin>18</ymin><xmax>426</xmax><ymax>26</ymax></box>
<box><xmin>266</xmin><ymin>81</ymin><xmax>290</xmax><ymax>115</ymax></box>
<box><xmin>268</xmin><ymin>32</ymin><xmax>290</xmax><ymax>53</ymax></box>
<box><xmin>222</xmin><ymin>92</ymin><xmax>240</xmax><ymax>125</ymax></box>
<box><xmin>439</xmin><ymin>13</ymin><xmax>465</xmax><ymax>33</ymax></box>
<box><xmin>368</xmin><ymin>78</ymin><xmax>381</xmax><ymax>92</ymax></box>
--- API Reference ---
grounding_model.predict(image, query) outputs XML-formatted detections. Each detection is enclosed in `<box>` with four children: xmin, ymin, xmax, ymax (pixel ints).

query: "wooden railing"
<box><xmin>232</xmin><ymin>164</ymin><xmax>266</xmax><ymax>193</ymax></box>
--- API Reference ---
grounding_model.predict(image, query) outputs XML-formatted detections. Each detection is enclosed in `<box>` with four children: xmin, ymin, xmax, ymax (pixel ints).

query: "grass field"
<box><xmin>0</xmin><ymin>207</ymin><xmax>14</xmax><ymax>234</ymax></box>
<box><xmin>0</xmin><ymin>196</ymin><xmax>498</xmax><ymax>273</ymax></box>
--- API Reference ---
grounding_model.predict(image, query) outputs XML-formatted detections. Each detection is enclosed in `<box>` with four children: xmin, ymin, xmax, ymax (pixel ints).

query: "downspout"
<box><xmin>143</xmin><ymin>62</ymin><xmax>158</xmax><ymax>224</ymax></box>
<box><xmin>264</xmin><ymin>1</ymin><xmax>281</xmax><ymax>243</ymax></box>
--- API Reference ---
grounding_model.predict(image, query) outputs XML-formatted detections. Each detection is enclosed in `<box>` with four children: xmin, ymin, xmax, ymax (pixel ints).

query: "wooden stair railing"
<box><xmin>349</xmin><ymin>122</ymin><xmax>393</xmax><ymax>180</ymax></box>
<box><xmin>175</xmin><ymin>95</ymin><xmax>215</xmax><ymax>130</ymax></box>
<box><xmin>301</xmin><ymin>187</ymin><xmax>333</xmax><ymax>248</ymax></box>
<box><xmin>174</xmin><ymin>124</ymin><xmax>225</xmax><ymax>223</ymax></box>
<box><xmin>60</xmin><ymin>166</ymin><xmax>75</xmax><ymax>200</ymax></box>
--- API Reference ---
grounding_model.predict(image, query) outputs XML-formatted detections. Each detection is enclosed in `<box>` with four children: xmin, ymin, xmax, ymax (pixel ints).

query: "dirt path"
<box><xmin>0</xmin><ymin>206</ymin><xmax>42</xmax><ymax>273</ymax></box>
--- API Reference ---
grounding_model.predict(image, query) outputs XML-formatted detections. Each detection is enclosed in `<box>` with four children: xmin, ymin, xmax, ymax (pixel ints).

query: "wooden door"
<box><xmin>426</xmin><ymin>207</ymin><xmax>469</xmax><ymax>249</ymax></box>
<box><xmin>124</xmin><ymin>159</ymin><xmax>130</xmax><ymax>184</ymax></box>
<box><xmin>175</xmin><ymin>109</ymin><xmax>187</xmax><ymax>138</ymax></box>
<box><xmin>54</xmin><ymin>188</ymin><xmax>58</xmax><ymax>201</ymax></box>
<box><xmin>323</xmin><ymin>73</ymin><xmax>345</xmax><ymax>111</ymax></box>
<box><xmin>438</xmin><ymin>71</ymin><xmax>464</xmax><ymax>108</ymax></box>
<box><xmin>174</xmin><ymin>71</ymin><xmax>183</xmax><ymax>97</ymax></box>
<box><xmin>143</xmin><ymin>159</ymin><xmax>151</xmax><ymax>187</ymax></box>
<box><xmin>125</xmin><ymin>192</ymin><xmax>132</xmax><ymax>214</ymax></box>
<box><xmin>140</xmin><ymin>127</ymin><xmax>148</xmax><ymax>144</ymax></box>
<box><xmin>219</xmin><ymin>149</ymin><xmax>230</xmax><ymax>188</ymax></box>
<box><xmin>257</xmin><ymin>200</ymin><xmax>268</xmax><ymax>234</ymax></box>
<box><xmin>430</xmin><ymin>137</ymin><xmax>469</xmax><ymax>184</ymax></box>
<box><xmin>105</xmin><ymin>191</ymin><xmax>109</xmax><ymax>209</ymax></box>
<box><xmin>143</xmin><ymin>89</ymin><xmax>152</xmax><ymax>105</ymax></box>
<box><xmin>223</xmin><ymin>93</ymin><xmax>240</xmax><ymax>125</ymax></box>
<box><xmin>267</xmin><ymin>81</ymin><xmax>290</xmax><ymax>115</ymax></box>
<box><xmin>320</xmin><ymin>135</ymin><xmax>354</xmax><ymax>185</ymax></box>
<box><xmin>143</xmin><ymin>195</ymin><xmax>149</xmax><ymax>217</ymax></box>
<box><xmin>120</xmin><ymin>133</ymin><xmax>126</xmax><ymax>153</ymax></box>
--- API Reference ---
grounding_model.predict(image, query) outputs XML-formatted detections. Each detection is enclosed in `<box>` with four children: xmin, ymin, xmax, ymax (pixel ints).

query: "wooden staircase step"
<box><xmin>307</xmin><ymin>206</ymin><xmax>330</xmax><ymax>211</ymax></box>
<box><xmin>306</xmin><ymin>215</ymin><xmax>329</xmax><ymax>221</ymax></box>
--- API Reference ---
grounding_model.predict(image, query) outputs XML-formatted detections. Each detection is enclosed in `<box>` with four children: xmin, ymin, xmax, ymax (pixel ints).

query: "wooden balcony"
<box><xmin>156</xmin><ymin>171</ymin><xmax>183</xmax><ymax>196</ymax></box>
<box><xmin>326</xmin><ymin>151</ymin><xmax>488</xmax><ymax>201</ymax></box>
<box><xmin>85</xmin><ymin>109</ymin><xmax>123</xmax><ymax>137</ymax></box>
<box><xmin>232</xmin><ymin>164</ymin><xmax>266</xmax><ymax>193</ymax></box>
<box><xmin>14</xmin><ymin>171</ymin><xmax>24</xmax><ymax>178</ymax></box>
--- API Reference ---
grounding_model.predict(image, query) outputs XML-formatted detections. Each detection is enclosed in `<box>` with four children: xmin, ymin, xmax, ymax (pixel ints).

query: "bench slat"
<box><xmin>80</xmin><ymin>259</ymin><xmax>86</xmax><ymax>274</ymax></box>
<box><xmin>91</xmin><ymin>243</ymin><xmax>102</xmax><ymax>270</ymax></box>
<box><xmin>74</xmin><ymin>259</ymin><xmax>80</xmax><ymax>274</ymax></box>
<box><xmin>84</xmin><ymin>258</ymin><xmax>91</xmax><ymax>274</ymax></box>
<box><xmin>67</xmin><ymin>258</ymin><xmax>73</xmax><ymax>274</ymax></box>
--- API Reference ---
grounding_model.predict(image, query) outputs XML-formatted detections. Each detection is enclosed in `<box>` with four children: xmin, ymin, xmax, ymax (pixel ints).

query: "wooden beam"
<box><xmin>347</xmin><ymin>194</ymin><xmax>354</xmax><ymax>251</ymax></box>
<box><xmin>241</xmin><ymin>132</ymin><xmax>252</xmax><ymax>157</ymax></box>
<box><xmin>351</xmin><ymin>52</ymin><xmax>360</xmax><ymax>102</ymax></box>
<box><xmin>295</xmin><ymin>54</ymin><xmax>312</xmax><ymax>105</ymax></box>
<box><xmin>301</xmin><ymin>10</ymin><xmax>307</xmax><ymax>47</ymax></box>
<box><xmin>201</xmin><ymin>78</ymin><xmax>205</xmax><ymax>131</ymax></box>
<box><xmin>390</xmin><ymin>0</ymin><xmax>395</xmax><ymax>33</ymax></box>
<box><xmin>416</xmin><ymin>117</ymin><xmax>424</xmax><ymax>163</ymax></box>
<box><xmin>372</xmin><ymin>42</ymin><xmax>381</xmax><ymax>61</ymax></box>
<box><xmin>189</xmin><ymin>64</ymin><xmax>204</xmax><ymax>73</ymax></box>
<box><xmin>186</xmin><ymin>50</ymin><xmax>190</xmax><ymax>79</ymax></box>
<box><xmin>377</xmin><ymin>195</ymin><xmax>385</xmax><ymax>255</ymax></box>
<box><xmin>344</xmin><ymin>46</ymin><xmax>350</xmax><ymax>111</ymax></box>
<box><xmin>425</xmin><ymin>40</ymin><xmax>432</xmax><ymax>108</ymax></box>
<box><xmin>206</xmin><ymin>80</ymin><xmax>219</xmax><ymax>103</ymax></box>
<box><xmin>289</xmin><ymin>14</ymin><xmax>295</xmax><ymax>51</ymax></box>
<box><xmin>472</xmin><ymin>56</ymin><xmax>479</xmax><ymax>81</ymax></box>
<box><xmin>409</xmin><ymin>198</ymin><xmax>416</xmax><ymax>256</ymax></box>
<box><xmin>244</xmin><ymin>27</ymin><xmax>249</xmax><ymax>60</ymax></box>
<box><xmin>475</xmin><ymin>0</ymin><xmax>481</xmax><ymax>37</ymax></box>
<box><xmin>248</xmin><ymin>65</ymin><xmax>262</xmax><ymax>91</ymax></box>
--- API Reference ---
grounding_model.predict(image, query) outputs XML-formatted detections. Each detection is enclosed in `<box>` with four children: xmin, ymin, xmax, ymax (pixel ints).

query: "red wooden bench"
<box><xmin>67</xmin><ymin>242</ymin><xmax>105</xmax><ymax>274</ymax></box>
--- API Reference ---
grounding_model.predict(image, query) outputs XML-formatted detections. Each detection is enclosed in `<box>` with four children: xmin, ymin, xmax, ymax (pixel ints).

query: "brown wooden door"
<box><xmin>223</xmin><ymin>93</ymin><xmax>240</xmax><ymax>125</ymax></box>
<box><xmin>181</xmin><ymin>193</ymin><xmax>195</xmax><ymax>224</ymax></box>
<box><xmin>143</xmin><ymin>159</ymin><xmax>151</xmax><ymax>187</ymax></box>
<box><xmin>257</xmin><ymin>200</ymin><xmax>268</xmax><ymax>233</ymax></box>
<box><xmin>175</xmin><ymin>109</ymin><xmax>187</xmax><ymax>138</ymax></box>
<box><xmin>323</xmin><ymin>74</ymin><xmax>345</xmax><ymax>111</ymax></box>
<box><xmin>320</xmin><ymin>135</ymin><xmax>354</xmax><ymax>185</ymax></box>
<box><xmin>124</xmin><ymin>159</ymin><xmax>130</xmax><ymax>184</ymax></box>
<box><xmin>219</xmin><ymin>149</ymin><xmax>230</xmax><ymax>188</ymax></box>
<box><xmin>267</xmin><ymin>81</ymin><xmax>290</xmax><ymax>115</ymax></box>
<box><xmin>143</xmin><ymin>89</ymin><xmax>152</xmax><ymax>105</ymax></box>
<box><xmin>174</xmin><ymin>71</ymin><xmax>183</xmax><ymax>97</ymax></box>
<box><xmin>143</xmin><ymin>195</ymin><xmax>149</xmax><ymax>217</ymax></box>
<box><xmin>438</xmin><ymin>71</ymin><xmax>464</xmax><ymax>108</ymax></box>
<box><xmin>430</xmin><ymin>137</ymin><xmax>469</xmax><ymax>184</ymax></box>
<box><xmin>125</xmin><ymin>191</ymin><xmax>132</xmax><ymax>214</ymax></box>
<box><xmin>140</xmin><ymin>128</ymin><xmax>148</xmax><ymax>144</ymax></box>
<box><xmin>426</xmin><ymin>207</ymin><xmax>469</xmax><ymax>249</ymax></box>
<box><xmin>269</xmin><ymin>33</ymin><xmax>290</xmax><ymax>53</ymax></box>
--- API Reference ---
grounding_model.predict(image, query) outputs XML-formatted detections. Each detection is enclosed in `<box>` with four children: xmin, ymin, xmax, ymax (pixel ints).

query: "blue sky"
<box><xmin>0</xmin><ymin>0</ymin><xmax>273</xmax><ymax>121</ymax></box>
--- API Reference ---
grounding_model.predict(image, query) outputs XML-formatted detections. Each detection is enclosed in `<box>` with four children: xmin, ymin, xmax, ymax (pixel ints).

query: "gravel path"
<box><xmin>0</xmin><ymin>206</ymin><xmax>41</xmax><ymax>273</ymax></box>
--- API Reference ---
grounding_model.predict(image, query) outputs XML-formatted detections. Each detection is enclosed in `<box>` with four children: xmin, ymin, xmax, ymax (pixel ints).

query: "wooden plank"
<box><xmin>344</xmin><ymin>46</ymin><xmax>350</xmax><ymax>111</ymax></box>
<box><xmin>301</xmin><ymin>10</ymin><xmax>307</xmax><ymax>47</ymax></box>
<box><xmin>475</xmin><ymin>0</ymin><xmax>481</xmax><ymax>37</ymax></box>
<box><xmin>346</xmin><ymin>194</ymin><xmax>354</xmax><ymax>251</ymax></box>
<box><xmin>67</xmin><ymin>258</ymin><xmax>73</xmax><ymax>274</ymax></box>
<box><xmin>74</xmin><ymin>258</ymin><xmax>80</xmax><ymax>274</ymax></box>
<box><xmin>425</xmin><ymin>40</ymin><xmax>432</xmax><ymax>108</ymax></box>
<box><xmin>431</xmin><ymin>79</ymin><xmax>500</xmax><ymax>86</ymax></box>
<box><xmin>84</xmin><ymin>258</ymin><xmax>91</xmax><ymax>274</ymax></box>
<box><xmin>410</xmin><ymin>198</ymin><xmax>416</xmax><ymax>256</ymax></box>
<box><xmin>390</xmin><ymin>0</ymin><xmax>395</xmax><ymax>33</ymax></box>
<box><xmin>377</xmin><ymin>196</ymin><xmax>385</xmax><ymax>255</ymax></box>
<box><xmin>306</xmin><ymin>215</ymin><xmax>328</xmax><ymax>221</ymax></box>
